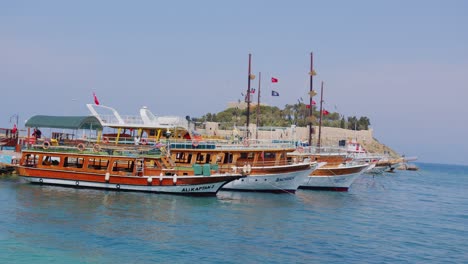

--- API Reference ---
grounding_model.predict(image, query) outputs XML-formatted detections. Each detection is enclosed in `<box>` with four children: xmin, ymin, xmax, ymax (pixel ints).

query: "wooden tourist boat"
<box><xmin>301</xmin><ymin>162</ymin><xmax>372</xmax><ymax>191</ymax></box>
<box><xmin>0</xmin><ymin>127</ymin><xmax>19</xmax><ymax>150</ymax></box>
<box><xmin>289</xmin><ymin>148</ymin><xmax>371</xmax><ymax>191</ymax></box>
<box><xmin>16</xmin><ymin>145</ymin><xmax>244</xmax><ymax>196</ymax></box>
<box><xmin>169</xmin><ymin>141</ymin><xmax>319</xmax><ymax>193</ymax></box>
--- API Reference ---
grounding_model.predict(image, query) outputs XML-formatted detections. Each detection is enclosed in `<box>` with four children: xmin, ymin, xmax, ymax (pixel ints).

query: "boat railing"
<box><xmin>32</xmin><ymin>135</ymin><xmax>298</xmax><ymax>152</ymax></box>
<box><xmin>169</xmin><ymin>138</ymin><xmax>296</xmax><ymax>150</ymax></box>
<box><xmin>27</xmin><ymin>142</ymin><xmax>165</xmax><ymax>158</ymax></box>
<box><xmin>298</xmin><ymin>146</ymin><xmax>348</xmax><ymax>155</ymax></box>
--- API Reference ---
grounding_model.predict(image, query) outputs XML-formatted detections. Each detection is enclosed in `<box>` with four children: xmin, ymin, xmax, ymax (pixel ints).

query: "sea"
<box><xmin>1</xmin><ymin>163</ymin><xmax>467</xmax><ymax>264</ymax></box>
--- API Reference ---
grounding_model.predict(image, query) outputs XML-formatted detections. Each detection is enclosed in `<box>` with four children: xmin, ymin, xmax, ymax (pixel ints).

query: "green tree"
<box><xmin>358</xmin><ymin>116</ymin><xmax>371</xmax><ymax>130</ymax></box>
<box><xmin>195</xmin><ymin>104</ymin><xmax>371</xmax><ymax>130</ymax></box>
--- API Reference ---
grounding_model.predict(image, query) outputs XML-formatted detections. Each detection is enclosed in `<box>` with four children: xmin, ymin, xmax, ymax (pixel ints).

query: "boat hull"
<box><xmin>222</xmin><ymin>163</ymin><xmax>316</xmax><ymax>193</ymax></box>
<box><xmin>18</xmin><ymin>167</ymin><xmax>240</xmax><ymax>196</ymax></box>
<box><xmin>299</xmin><ymin>164</ymin><xmax>369</xmax><ymax>191</ymax></box>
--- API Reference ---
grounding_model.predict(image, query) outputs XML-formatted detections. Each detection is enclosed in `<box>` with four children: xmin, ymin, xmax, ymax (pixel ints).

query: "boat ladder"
<box><xmin>136</xmin><ymin>158</ymin><xmax>144</xmax><ymax>176</ymax></box>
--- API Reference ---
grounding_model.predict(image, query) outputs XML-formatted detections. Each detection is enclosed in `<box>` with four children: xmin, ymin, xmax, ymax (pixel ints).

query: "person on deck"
<box><xmin>32</xmin><ymin>128</ymin><xmax>42</xmax><ymax>140</ymax></box>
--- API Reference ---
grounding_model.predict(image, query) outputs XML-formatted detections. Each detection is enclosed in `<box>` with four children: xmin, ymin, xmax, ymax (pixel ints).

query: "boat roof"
<box><xmin>25</xmin><ymin>115</ymin><xmax>103</xmax><ymax>130</ymax></box>
<box><xmin>86</xmin><ymin>104</ymin><xmax>189</xmax><ymax>130</ymax></box>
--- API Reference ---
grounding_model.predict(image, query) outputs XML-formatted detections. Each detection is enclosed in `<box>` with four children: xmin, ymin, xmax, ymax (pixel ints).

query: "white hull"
<box><xmin>222</xmin><ymin>165</ymin><xmax>315</xmax><ymax>193</ymax></box>
<box><xmin>300</xmin><ymin>164</ymin><xmax>369</xmax><ymax>191</ymax></box>
<box><xmin>23</xmin><ymin>177</ymin><xmax>228</xmax><ymax>195</ymax></box>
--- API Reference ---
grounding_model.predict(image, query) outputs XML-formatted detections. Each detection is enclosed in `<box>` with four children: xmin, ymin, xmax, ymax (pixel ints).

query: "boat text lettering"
<box><xmin>276</xmin><ymin>176</ymin><xmax>295</xmax><ymax>182</ymax></box>
<box><xmin>182</xmin><ymin>185</ymin><xmax>215</xmax><ymax>192</ymax></box>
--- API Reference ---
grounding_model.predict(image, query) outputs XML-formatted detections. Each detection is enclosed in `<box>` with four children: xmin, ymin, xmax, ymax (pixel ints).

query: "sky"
<box><xmin>1</xmin><ymin>0</ymin><xmax>467</xmax><ymax>165</ymax></box>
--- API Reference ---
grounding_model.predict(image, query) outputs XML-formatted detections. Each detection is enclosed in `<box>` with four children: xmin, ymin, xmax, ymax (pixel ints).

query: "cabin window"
<box><xmin>264</xmin><ymin>152</ymin><xmax>276</xmax><ymax>159</ymax></box>
<box><xmin>87</xmin><ymin>158</ymin><xmax>109</xmax><ymax>171</ymax></box>
<box><xmin>42</xmin><ymin>155</ymin><xmax>61</xmax><ymax>166</ymax></box>
<box><xmin>24</xmin><ymin>154</ymin><xmax>39</xmax><ymax>166</ymax></box>
<box><xmin>144</xmin><ymin>159</ymin><xmax>158</xmax><ymax>169</ymax></box>
<box><xmin>196</xmin><ymin>153</ymin><xmax>204</xmax><ymax>163</ymax></box>
<box><xmin>112</xmin><ymin>159</ymin><xmax>134</xmax><ymax>172</ymax></box>
<box><xmin>174</xmin><ymin>152</ymin><xmax>191</xmax><ymax>163</ymax></box>
<box><xmin>223</xmin><ymin>153</ymin><xmax>233</xmax><ymax>164</ymax></box>
<box><xmin>64</xmin><ymin>156</ymin><xmax>84</xmax><ymax>168</ymax></box>
<box><xmin>240</xmin><ymin>152</ymin><xmax>254</xmax><ymax>159</ymax></box>
<box><xmin>205</xmin><ymin>154</ymin><xmax>211</xmax><ymax>164</ymax></box>
<box><xmin>149</xmin><ymin>129</ymin><xmax>156</xmax><ymax>136</ymax></box>
<box><xmin>175</xmin><ymin>152</ymin><xmax>185</xmax><ymax>161</ymax></box>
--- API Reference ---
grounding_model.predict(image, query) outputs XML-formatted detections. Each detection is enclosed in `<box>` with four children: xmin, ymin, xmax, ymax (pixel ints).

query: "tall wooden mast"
<box><xmin>256</xmin><ymin>72</ymin><xmax>261</xmax><ymax>140</ymax></box>
<box><xmin>246</xmin><ymin>53</ymin><xmax>252</xmax><ymax>139</ymax></box>
<box><xmin>317</xmin><ymin>81</ymin><xmax>324</xmax><ymax>149</ymax></box>
<box><xmin>308</xmin><ymin>52</ymin><xmax>315</xmax><ymax>146</ymax></box>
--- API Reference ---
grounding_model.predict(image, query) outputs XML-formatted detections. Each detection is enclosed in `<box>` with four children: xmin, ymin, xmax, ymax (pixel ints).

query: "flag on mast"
<box><xmin>271</xmin><ymin>90</ymin><xmax>279</xmax><ymax>96</ymax></box>
<box><xmin>271</xmin><ymin>77</ymin><xmax>278</xmax><ymax>83</ymax></box>
<box><xmin>93</xmin><ymin>92</ymin><xmax>100</xmax><ymax>105</ymax></box>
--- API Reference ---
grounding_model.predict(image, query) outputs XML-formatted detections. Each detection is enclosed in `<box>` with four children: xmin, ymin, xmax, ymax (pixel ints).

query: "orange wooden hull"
<box><xmin>17</xmin><ymin>150</ymin><xmax>243</xmax><ymax>195</ymax></box>
<box><xmin>311</xmin><ymin>164</ymin><xmax>369</xmax><ymax>176</ymax></box>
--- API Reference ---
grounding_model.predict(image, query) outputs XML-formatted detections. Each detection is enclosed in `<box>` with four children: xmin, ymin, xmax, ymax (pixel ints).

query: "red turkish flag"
<box><xmin>93</xmin><ymin>92</ymin><xmax>100</xmax><ymax>105</ymax></box>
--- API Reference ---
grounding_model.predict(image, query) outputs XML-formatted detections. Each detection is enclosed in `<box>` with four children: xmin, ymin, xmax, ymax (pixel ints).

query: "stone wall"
<box><xmin>198</xmin><ymin>122</ymin><xmax>399</xmax><ymax>157</ymax></box>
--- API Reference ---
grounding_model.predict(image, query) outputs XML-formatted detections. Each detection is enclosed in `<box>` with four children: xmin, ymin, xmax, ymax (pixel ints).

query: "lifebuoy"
<box><xmin>103</xmin><ymin>137</ymin><xmax>110</xmax><ymax>144</ymax></box>
<box><xmin>140</xmin><ymin>138</ymin><xmax>148</xmax><ymax>145</ymax></box>
<box><xmin>93</xmin><ymin>144</ymin><xmax>101</xmax><ymax>152</ymax></box>
<box><xmin>77</xmin><ymin>143</ymin><xmax>85</xmax><ymax>152</ymax></box>
<box><xmin>243</xmin><ymin>138</ymin><xmax>250</xmax><ymax>147</ymax></box>
<box><xmin>42</xmin><ymin>141</ymin><xmax>50</xmax><ymax>150</ymax></box>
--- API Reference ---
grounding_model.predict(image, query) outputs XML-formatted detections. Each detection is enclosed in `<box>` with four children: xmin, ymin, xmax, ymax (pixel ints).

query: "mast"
<box><xmin>256</xmin><ymin>72</ymin><xmax>261</xmax><ymax>140</ymax></box>
<box><xmin>317</xmin><ymin>81</ymin><xmax>324</xmax><ymax>150</ymax></box>
<box><xmin>246</xmin><ymin>53</ymin><xmax>252</xmax><ymax>139</ymax></box>
<box><xmin>308</xmin><ymin>52</ymin><xmax>315</xmax><ymax>146</ymax></box>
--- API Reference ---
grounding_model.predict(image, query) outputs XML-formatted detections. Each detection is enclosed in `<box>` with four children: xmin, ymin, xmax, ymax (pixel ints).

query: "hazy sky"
<box><xmin>1</xmin><ymin>1</ymin><xmax>467</xmax><ymax>165</ymax></box>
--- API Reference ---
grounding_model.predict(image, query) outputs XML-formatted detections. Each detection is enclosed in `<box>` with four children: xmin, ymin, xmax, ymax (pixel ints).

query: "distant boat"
<box><xmin>289</xmin><ymin>149</ymin><xmax>370</xmax><ymax>191</ymax></box>
<box><xmin>0</xmin><ymin>127</ymin><xmax>19</xmax><ymax>150</ymax></box>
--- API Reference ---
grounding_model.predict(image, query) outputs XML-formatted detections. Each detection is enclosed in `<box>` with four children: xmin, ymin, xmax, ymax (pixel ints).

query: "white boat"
<box><xmin>289</xmin><ymin>147</ymin><xmax>371</xmax><ymax>191</ymax></box>
<box><xmin>300</xmin><ymin>163</ymin><xmax>372</xmax><ymax>191</ymax></box>
<box><xmin>222</xmin><ymin>161</ymin><xmax>319</xmax><ymax>193</ymax></box>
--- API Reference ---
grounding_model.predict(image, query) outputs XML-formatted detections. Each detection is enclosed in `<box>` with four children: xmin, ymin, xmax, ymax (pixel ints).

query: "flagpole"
<box><xmin>256</xmin><ymin>72</ymin><xmax>261</xmax><ymax>140</ymax></box>
<box><xmin>246</xmin><ymin>53</ymin><xmax>252</xmax><ymax>139</ymax></box>
<box><xmin>317</xmin><ymin>81</ymin><xmax>324</xmax><ymax>150</ymax></box>
<box><xmin>308</xmin><ymin>52</ymin><xmax>314</xmax><ymax>147</ymax></box>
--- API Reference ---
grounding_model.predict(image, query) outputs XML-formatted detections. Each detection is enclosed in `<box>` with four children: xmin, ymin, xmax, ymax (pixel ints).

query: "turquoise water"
<box><xmin>1</xmin><ymin>163</ymin><xmax>467</xmax><ymax>263</ymax></box>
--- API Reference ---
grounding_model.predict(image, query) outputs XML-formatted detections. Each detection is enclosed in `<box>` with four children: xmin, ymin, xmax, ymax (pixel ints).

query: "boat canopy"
<box><xmin>86</xmin><ymin>104</ymin><xmax>189</xmax><ymax>130</ymax></box>
<box><xmin>25</xmin><ymin>115</ymin><xmax>103</xmax><ymax>130</ymax></box>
